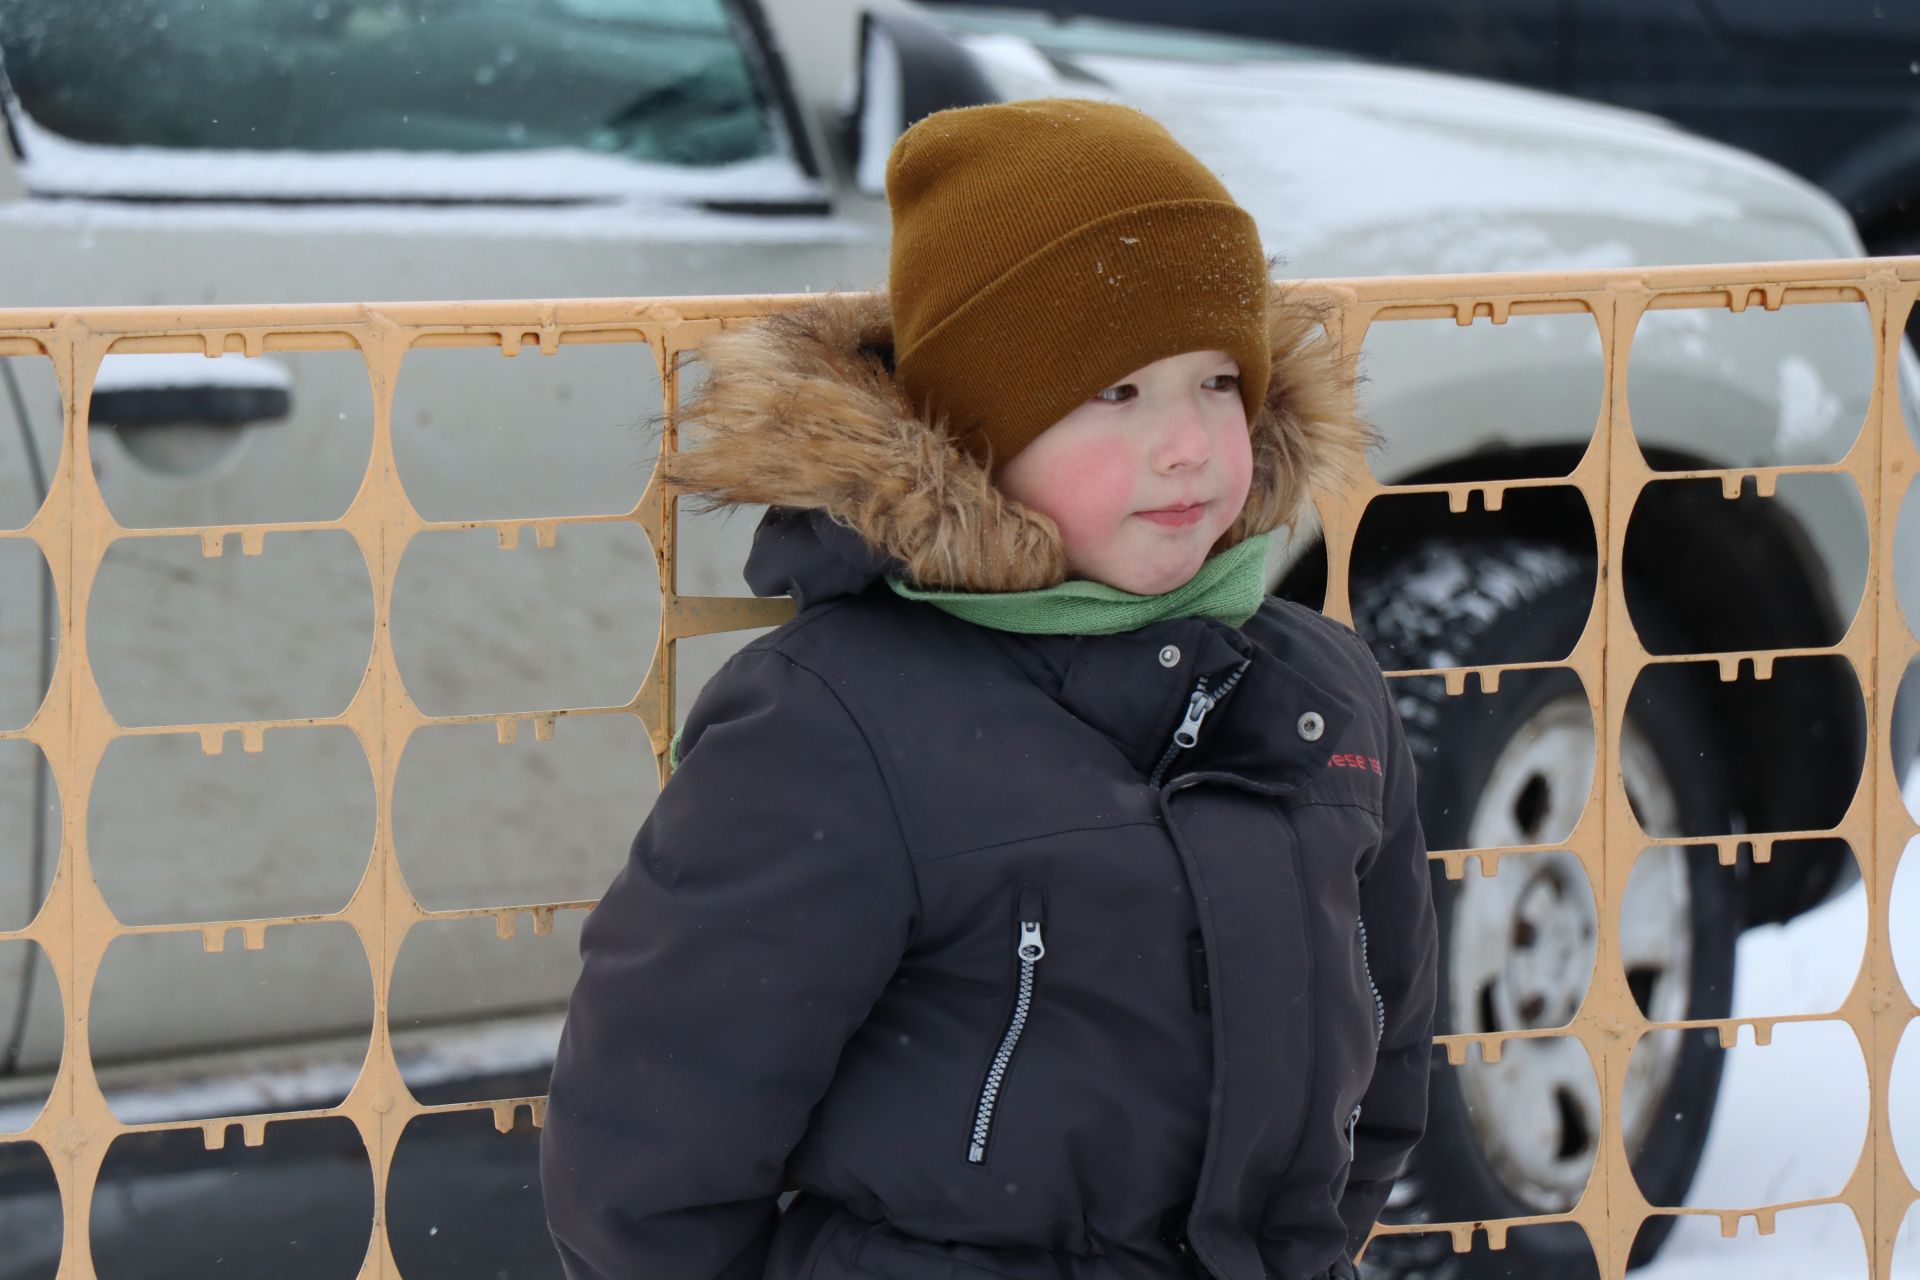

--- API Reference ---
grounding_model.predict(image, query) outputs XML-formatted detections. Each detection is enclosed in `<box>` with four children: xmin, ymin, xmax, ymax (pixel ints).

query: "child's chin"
<box><xmin>1109</xmin><ymin>550</ymin><xmax>1208</xmax><ymax>596</ymax></box>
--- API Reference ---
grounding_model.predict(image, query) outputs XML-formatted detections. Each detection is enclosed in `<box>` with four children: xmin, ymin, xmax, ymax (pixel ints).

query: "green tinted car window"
<box><xmin>1</xmin><ymin>0</ymin><xmax>777</xmax><ymax>167</ymax></box>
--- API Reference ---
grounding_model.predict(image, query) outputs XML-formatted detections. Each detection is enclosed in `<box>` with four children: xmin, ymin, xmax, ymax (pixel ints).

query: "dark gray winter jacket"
<box><xmin>539</xmin><ymin>288</ymin><xmax>1438</xmax><ymax>1280</ymax></box>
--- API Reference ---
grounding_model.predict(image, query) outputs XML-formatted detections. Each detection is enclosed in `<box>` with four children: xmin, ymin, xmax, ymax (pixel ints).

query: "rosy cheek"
<box><xmin>1030</xmin><ymin>436</ymin><xmax>1137</xmax><ymax>549</ymax></box>
<box><xmin>1220</xmin><ymin>426</ymin><xmax>1254</xmax><ymax>513</ymax></box>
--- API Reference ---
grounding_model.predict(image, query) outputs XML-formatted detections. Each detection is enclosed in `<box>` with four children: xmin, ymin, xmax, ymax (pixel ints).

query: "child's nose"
<box><xmin>1152</xmin><ymin>402</ymin><xmax>1212</xmax><ymax>472</ymax></box>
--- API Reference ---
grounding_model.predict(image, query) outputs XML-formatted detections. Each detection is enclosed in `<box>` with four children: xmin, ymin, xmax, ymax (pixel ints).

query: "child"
<box><xmin>540</xmin><ymin>98</ymin><xmax>1438</xmax><ymax>1280</ymax></box>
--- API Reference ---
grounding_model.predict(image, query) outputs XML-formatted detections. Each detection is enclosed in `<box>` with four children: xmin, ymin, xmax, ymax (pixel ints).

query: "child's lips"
<box><xmin>1134</xmin><ymin>501</ymin><xmax>1207</xmax><ymax>528</ymax></box>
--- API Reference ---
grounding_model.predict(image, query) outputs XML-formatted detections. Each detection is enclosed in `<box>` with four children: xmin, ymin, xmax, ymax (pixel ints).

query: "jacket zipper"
<box><xmin>1357</xmin><ymin>916</ymin><xmax>1385</xmax><ymax>1045</ymax></box>
<box><xmin>1352</xmin><ymin>920</ymin><xmax>1381</xmax><ymax>1161</ymax></box>
<box><xmin>967</xmin><ymin>885</ymin><xmax>1047</xmax><ymax>1164</ymax></box>
<box><xmin>1147</xmin><ymin>657</ymin><xmax>1253</xmax><ymax>788</ymax></box>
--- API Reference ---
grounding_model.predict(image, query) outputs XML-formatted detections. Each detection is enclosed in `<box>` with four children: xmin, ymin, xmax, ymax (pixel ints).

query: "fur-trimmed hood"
<box><xmin>661</xmin><ymin>275</ymin><xmax>1379</xmax><ymax>596</ymax></box>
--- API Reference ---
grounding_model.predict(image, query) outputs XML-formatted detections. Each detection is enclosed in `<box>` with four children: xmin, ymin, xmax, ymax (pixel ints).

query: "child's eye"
<box><xmin>1205</xmin><ymin>373</ymin><xmax>1241</xmax><ymax>392</ymax></box>
<box><xmin>1094</xmin><ymin>384</ymin><xmax>1137</xmax><ymax>403</ymax></box>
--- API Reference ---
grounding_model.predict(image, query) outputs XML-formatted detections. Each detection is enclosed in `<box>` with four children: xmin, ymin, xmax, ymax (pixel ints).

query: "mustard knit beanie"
<box><xmin>885</xmin><ymin>98</ymin><xmax>1271</xmax><ymax>470</ymax></box>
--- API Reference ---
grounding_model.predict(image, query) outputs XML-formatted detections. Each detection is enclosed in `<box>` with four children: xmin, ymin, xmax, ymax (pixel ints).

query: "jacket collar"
<box><xmin>663</xmin><ymin>276</ymin><xmax>1378</xmax><ymax>605</ymax></box>
<box><xmin>999</xmin><ymin>613</ymin><xmax>1361</xmax><ymax>790</ymax></box>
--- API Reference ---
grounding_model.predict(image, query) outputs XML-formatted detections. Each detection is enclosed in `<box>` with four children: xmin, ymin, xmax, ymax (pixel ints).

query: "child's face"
<box><xmin>996</xmin><ymin>349</ymin><xmax>1255</xmax><ymax>595</ymax></box>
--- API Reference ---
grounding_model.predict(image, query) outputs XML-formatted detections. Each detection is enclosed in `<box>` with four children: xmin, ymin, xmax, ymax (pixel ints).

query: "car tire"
<box><xmin>1347</xmin><ymin>536</ymin><xmax>1739</xmax><ymax>1279</ymax></box>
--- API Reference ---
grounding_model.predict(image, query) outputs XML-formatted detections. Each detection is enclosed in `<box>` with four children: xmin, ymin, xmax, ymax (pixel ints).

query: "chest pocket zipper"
<box><xmin>967</xmin><ymin>885</ymin><xmax>1047</xmax><ymax>1165</ymax></box>
<box><xmin>1357</xmin><ymin>915</ymin><xmax>1385</xmax><ymax>1046</ymax></box>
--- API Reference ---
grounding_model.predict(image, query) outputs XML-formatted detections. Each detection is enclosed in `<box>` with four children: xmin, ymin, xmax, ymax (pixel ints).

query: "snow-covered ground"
<box><xmin>1633</xmin><ymin>762</ymin><xmax>1920</xmax><ymax>1278</ymax></box>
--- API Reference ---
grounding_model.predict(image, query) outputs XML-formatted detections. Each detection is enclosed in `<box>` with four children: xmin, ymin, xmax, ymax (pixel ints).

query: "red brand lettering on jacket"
<box><xmin>1328</xmin><ymin>751</ymin><xmax>1383</xmax><ymax>775</ymax></box>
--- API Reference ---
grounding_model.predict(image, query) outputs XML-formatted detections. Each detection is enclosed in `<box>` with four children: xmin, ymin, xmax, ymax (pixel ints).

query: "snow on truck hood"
<box><xmin>957</xmin><ymin>30</ymin><xmax>1866</xmax><ymax>272</ymax></box>
<box><xmin>4</xmin><ymin>108</ymin><xmax>827</xmax><ymax>208</ymax></box>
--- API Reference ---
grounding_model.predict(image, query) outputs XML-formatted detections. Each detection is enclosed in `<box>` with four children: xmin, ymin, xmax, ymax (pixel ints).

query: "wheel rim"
<box><xmin>1451</xmin><ymin>691</ymin><xmax>1692</xmax><ymax>1212</ymax></box>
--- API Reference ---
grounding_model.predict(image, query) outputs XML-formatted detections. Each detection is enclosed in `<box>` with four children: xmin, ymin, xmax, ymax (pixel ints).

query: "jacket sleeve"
<box><xmin>1336</xmin><ymin>643</ymin><xmax>1440</xmax><ymax>1263</ymax></box>
<box><xmin>540</xmin><ymin>645</ymin><xmax>918</xmax><ymax>1280</ymax></box>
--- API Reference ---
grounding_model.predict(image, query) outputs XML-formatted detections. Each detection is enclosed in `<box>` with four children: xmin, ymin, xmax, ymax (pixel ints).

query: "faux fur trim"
<box><xmin>660</xmin><ymin>259</ymin><xmax>1380</xmax><ymax>592</ymax></box>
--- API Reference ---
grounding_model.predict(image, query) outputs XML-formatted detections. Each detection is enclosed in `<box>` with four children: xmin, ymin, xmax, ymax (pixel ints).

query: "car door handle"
<box><xmin>90</xmin><ymin>352</ymin><xmax>292</xmax><ymax>429</ymax></box>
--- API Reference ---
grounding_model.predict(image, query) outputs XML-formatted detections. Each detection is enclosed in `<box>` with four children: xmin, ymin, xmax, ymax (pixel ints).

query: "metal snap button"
<box><xmin>1297</xmin><ymin>711</ymin><xmax>1325</xmax><ymax>741</ymax></box>
<box><xmin>1158</xmin><ymin>645</ymin><xmax>1181</xmax><ymax>668</ymax></box>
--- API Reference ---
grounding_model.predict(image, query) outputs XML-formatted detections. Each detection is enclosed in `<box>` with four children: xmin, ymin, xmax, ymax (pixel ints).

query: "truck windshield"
<box><xmin>0</xmin><ymin>0</ymin><xmax>778</xmax><ymax>168</ymax></box>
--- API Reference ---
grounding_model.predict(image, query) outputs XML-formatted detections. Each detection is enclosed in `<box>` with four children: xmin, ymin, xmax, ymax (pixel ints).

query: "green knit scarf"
<box><xmin>885</xmin><ymin>529</ymin><xmax>1272</xmax><ymax>635</ymax></box>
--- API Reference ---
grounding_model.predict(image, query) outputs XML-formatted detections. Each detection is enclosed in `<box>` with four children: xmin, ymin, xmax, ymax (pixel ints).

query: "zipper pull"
<box><xmin>1346</xmin><ymin>1103</ymin><xmax>1362</xmax><ymax>1157</ymax></box>
<box><xmin>1016</xmin><ymin>884</ymin><xmax>1047</xmax><ymax>961</ymax></box>
<box><xmin>1172</xmin><ymin>687</ymin><xmax>1218</xmax><ymax>748</ymax></box>
<box><xmin>1148</xmin><ymin>659</ymin><xmax>1252</xmax><ymax>788</ymax></box>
